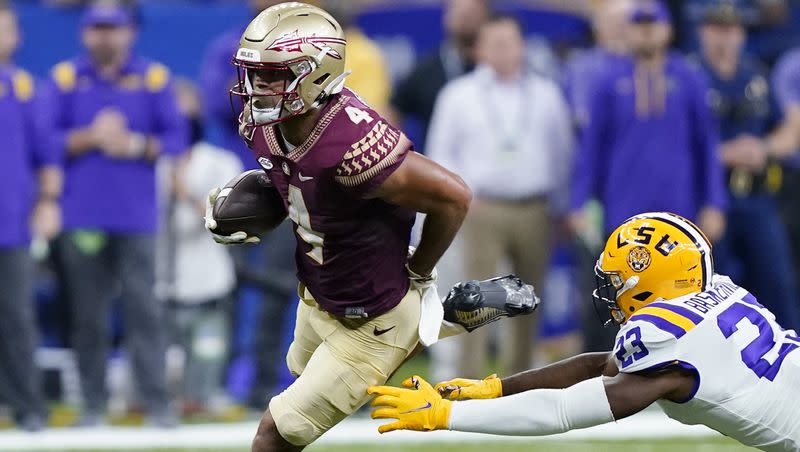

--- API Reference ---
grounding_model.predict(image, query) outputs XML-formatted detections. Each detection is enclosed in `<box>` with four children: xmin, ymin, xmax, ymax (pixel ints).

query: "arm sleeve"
<box><xmin>18</xmin><ymin>72</ymin><xmax>62</xmax><ymax>169</ymax></box>
<box><xmin>334</xmin><ymin>112</ymin><xmax>412</xmax><ymax>198</ymax></box>
<box><xmin>424</xmin><ymin>83</ymin><xmax>461</xmax><ymax>174</ymax></box>
<box><xmin>448</xmin><ymin>377</ymin><xmax>614</xmax><ymax>436</ymax></box>
<box><xmin>612</xmin><ymin>319</ymin><xmax>682</xmax><ymax>374</ymax></box>
<box><xmin>688</xmin><ymin>68</ymin><xmax>726</xmax><ymax>210</ymax></box>
<box><xmin>148</xmin><ymin>64</ymin><xmax>189</xmax><ymax>156</ymax></box>
<box><xmin>569</xmin><ymin>74</ymin><xmax>610</xmax><ymax>212</ymax></box>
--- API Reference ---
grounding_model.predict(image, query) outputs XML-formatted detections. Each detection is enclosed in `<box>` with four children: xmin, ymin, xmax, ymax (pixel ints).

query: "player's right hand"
<box><xmin>435</xmin><ymin>374</ymin><xmax>503</xmax><ymax>401</ymax></box>
<box><xmin>204</xmin><ymin>186</ymin><xmax>260</xmax><ymax>245</ymax></box>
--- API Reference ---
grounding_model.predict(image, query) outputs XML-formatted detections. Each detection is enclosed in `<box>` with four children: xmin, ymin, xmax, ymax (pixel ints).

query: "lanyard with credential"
<box><xmin>479</xmin><ymin>77</ymin><xmax>533</xmax><ymax>156</ymax></box>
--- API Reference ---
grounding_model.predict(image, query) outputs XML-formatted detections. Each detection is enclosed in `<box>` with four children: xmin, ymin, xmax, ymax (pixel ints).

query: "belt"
<box><xmin>728</xmin><ymin>163</ymin><xmax>782</xmax><ymax>197</ymax></box>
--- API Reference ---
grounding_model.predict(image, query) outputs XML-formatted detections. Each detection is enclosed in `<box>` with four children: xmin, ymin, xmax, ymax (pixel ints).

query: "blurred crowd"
<box><xmin>2</xmin><ymin>0</ymin><xmax>800</xmax><ymax>433</ymax></box>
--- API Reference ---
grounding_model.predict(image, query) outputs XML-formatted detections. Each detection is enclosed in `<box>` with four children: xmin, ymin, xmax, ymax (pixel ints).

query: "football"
<box><xmin>211</xmin><ymin>169</ymin><xmax>287</xmax><ymax>237</ymax></box>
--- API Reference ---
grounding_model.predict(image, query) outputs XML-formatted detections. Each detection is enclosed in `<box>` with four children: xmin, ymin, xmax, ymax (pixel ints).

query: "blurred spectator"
<box><xmin>166</xmin><ymin>80</ymin><xmax>241</xmax><ymax>417</ymax></box>
<box><xmin>563</xmin><ymin>0</ymin><xmax>633</xmax><ymax>353</ymax></box>
<box><xmin>325</xmin><ymin>0</ymin><xmax>392</xmax><ymax>114</ymax></box>
<box><xmin>427</xmin><ymin>15</ymin><xmax>573</xmax><ymax>377</ymax></box>
<box><xmin>199</xmin><ymin>0</ymin><xmax>297</xmax><ymax>410</ymax></box>
<box><xmin>568</xmin><ymin>0</ymin><xmax>727</xmax><ymax>242</ymax></box>
<box><xmin>563</xmin><ymin>0</ymin><xmax>632</xmax><ymax>130</ymax></box>
<box><xmin>0</xmin><ymin>2</ymin><xmax>61</xmax><ymax>432</ymax></box>
<box><xmin>45</xmin><ymin>2</ymin><xmax>187</xmax><ymax>427</ymax></box>
<box><xmin>696</xmin><ymin>3</ymin><xmax>800</xmax><ymax>329</ymax></box>
<box><xmin>199</xmin><ymin>0</ymin><xmax>285</xmax><ymax>168</ymax></box>
<box><xmin>390</xmin><ymin>0</ymin><xmax>489</xmax><ymax>149</ymax></box>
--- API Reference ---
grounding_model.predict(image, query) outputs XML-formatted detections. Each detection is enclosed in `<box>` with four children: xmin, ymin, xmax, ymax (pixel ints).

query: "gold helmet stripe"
<box><xmin>630</xmin><ymin>212</ymin><xmax>714</xmax><ymax>291</ymax></box>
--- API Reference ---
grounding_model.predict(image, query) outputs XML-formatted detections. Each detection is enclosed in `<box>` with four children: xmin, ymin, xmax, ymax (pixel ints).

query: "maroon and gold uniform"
<box><xmin>252</xmin><ymin>88</ymin><xmax>415</xmax><ymax>319</ymax></box>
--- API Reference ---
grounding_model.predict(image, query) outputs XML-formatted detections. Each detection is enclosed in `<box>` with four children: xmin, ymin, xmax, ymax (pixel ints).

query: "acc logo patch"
<box><xmin>258</xmin><ymin>157</ymin><xmax>273</xmax><ymax>170</ymax></box>
<box><xmin>627</xmin><ymin>246</ymin><xmax>652</xmax><ymax>273</ymax></box>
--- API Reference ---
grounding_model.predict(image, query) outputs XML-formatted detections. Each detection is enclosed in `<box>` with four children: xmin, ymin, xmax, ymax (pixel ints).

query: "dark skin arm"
<box><xmin>502</xmin><ymin>351</ymin><xmax>695</xmax><ymax>419</ymax></box>
<box><xmin>370</xmin><ymin>148</ymin><xmax>472</xmax><ymax>277</ymax></box>
<box><xmin>603</xmin><ymin>366</ymin><xmax>696</xmax><ymax>419</ymax></box>
<box><xmin>501</xmin><ymin>352</ymin><xmax>614</xmax><ymax>396</ymax></box>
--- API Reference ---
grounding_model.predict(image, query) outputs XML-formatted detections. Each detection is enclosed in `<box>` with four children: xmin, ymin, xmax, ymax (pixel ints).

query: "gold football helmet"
<box><xmin>231</xmin><ymin>2</ymin><xmax>348</xmax><ymax>126</ymax></box>
<box><xmin>593</xmin><ymin>212</ymin><xmax>714</xmax><ymax>325</ymax></box>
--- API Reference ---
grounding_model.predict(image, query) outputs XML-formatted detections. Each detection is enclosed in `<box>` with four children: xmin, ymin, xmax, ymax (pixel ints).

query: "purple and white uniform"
<box><xmin>250</xmin><ymin>88</ymin><xmax>415</xmax><ymax>319</ymax></box>
<box><xmin>613</xmin><ymin>275</ymin><xmax>800</xmax><ymax>451</ymax></box>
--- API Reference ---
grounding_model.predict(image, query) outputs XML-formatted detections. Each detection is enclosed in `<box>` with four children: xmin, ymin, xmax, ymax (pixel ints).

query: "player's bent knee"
<box><xmin>269</xmin><ymin>396</ymin><xmax>322</xmax><ymax>446</ymax></box>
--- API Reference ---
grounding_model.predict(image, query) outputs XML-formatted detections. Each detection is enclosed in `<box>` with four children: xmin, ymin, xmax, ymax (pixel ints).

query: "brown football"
<box><xmin>211</xmin><ymin>169</ymin><xmax>287</xmax><ymax>237</ymax></box>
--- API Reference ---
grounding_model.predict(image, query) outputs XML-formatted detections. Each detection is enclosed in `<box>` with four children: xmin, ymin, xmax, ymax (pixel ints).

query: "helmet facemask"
<box><xmin>230</xmin><ymin>57</ymin><xmax>315</xmax><ymax>127</ymax></box>
<box><xmin>593</xmin><ymin>260</ymin><xmax>640</xmax><ymax>326</ymax></box>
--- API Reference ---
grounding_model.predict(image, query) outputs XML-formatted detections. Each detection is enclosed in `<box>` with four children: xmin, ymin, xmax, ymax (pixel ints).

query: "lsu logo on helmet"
<box><xmin>593</xmin><ymin>212</ymin><xmax>713</xmax><ymax>324</ymax></box>
<box><xmin>626</xmin><ymin>246</ymin><xmax>652</xmax><ymax>272</ymax></box>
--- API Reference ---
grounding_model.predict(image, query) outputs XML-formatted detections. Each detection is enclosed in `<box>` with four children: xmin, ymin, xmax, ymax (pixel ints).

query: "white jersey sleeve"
<box><xmin>612</xmin><ymin>318</ymin><xmax>683</xmax><ymax>374</ymax></box>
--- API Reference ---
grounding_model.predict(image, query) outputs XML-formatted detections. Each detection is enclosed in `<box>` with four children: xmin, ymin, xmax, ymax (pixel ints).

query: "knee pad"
<box><xmin>269</xmin><ymin>397</ymin><xmax>320</xmax><ymax>446</ymax></box>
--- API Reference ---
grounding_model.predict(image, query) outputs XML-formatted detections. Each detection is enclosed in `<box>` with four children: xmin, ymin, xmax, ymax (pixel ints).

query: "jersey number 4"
<box><xmin>345</xmin><ymin>106</ymin><xmax>374</xmax><ymax>124</ymax></box>
<box><xmin>717</xmin><ymin>301</ymin><xmax>800</xmax><ymax>381</ymax></box>
<box><xmin>287</xmin><ymin>185</ymin><xmax>325</xmax><ymax>264</ymax></box>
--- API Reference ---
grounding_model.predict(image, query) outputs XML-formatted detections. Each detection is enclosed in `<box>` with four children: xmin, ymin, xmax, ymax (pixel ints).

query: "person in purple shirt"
<box><xmin>562</xmin><ymin>0</ymin><xmax>631</xmax><ymax>130</ymax></box>
<box><xmin>0</xmin><ymin>3</ymin><xmax>62</xmax><ymax>432</ymax></box>
<box><xmin>568</xmin><ymin>0</ymin><xmax>727</xmax><ymax>243</ymax></box>
<box><xmin>44</xmin><ymin>4</ymin><xmax>187</xmax><ymax>427</ymax></box>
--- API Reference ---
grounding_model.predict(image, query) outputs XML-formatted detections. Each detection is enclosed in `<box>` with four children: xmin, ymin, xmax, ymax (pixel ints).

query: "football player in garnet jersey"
<box><xmin>203</xmin><ymin>3</ymin><xmax>537</xmax><ymax>451</ymax></box>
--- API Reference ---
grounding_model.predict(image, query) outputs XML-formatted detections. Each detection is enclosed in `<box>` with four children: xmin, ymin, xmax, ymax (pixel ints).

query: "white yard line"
<box><xmin>0</xmin><ymin>410</ymin><xmax>721</xmax><ymax>450</ymax></box>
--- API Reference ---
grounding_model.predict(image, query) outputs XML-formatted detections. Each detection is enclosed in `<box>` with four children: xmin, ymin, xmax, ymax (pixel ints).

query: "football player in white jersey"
<box><xmin>368</xmin><ymin>212</ymin><xmax>800</xmax><ymax>451</ymax></box>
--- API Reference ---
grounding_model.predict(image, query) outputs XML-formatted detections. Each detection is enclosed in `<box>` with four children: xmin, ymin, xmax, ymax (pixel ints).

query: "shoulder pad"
<box><xmin>52</xmin><ymin>61</ymin><xmax>76</xmax><ymax>92</ymax></box>
<box><xmin>613</xmin><ymin>317</ymin><xmax>681</xmax><ymax>373</ymax></box>
<box><xmin>12</xmin><ymin>69</ymin><xmax>34</xmax><ymax>102</ymax></box>
<box><xmin>335</xmin><ymin>116</ymin><xmax>404</xmax><ymax>187</ymax></box>
<box><xmin>145</xmin><ymin>62</ymin><xmax>170</xmax><ymax>92</ymax></box>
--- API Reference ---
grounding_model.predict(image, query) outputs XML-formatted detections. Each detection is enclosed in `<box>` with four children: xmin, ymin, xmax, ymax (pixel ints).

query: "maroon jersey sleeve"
<box><xmin>333</xmin><ymin>102</ymin><xmax>412</xmax><ymax>197</ymax></box>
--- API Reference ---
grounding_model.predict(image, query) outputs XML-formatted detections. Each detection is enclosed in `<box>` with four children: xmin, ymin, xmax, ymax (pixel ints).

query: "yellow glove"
<box><xmin>367</xmin><ymin>375</ymin><xmax>452</xmax><ymax>433</ymax></box>
<box><xmin>434</xmin><ymin>374</ymin><xmax>503</xmax><ymax>400</ymax></box>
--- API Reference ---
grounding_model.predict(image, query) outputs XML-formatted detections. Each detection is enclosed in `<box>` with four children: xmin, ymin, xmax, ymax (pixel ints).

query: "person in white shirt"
<box><xmin>164</xmin><ymin>81</ymin><xmax>242</xmax><ymax>416</ymax></box>
<box><xmin>427</xmin><ymin>14</ymin><xmax>574</xmax><ymax>377</ymax></box>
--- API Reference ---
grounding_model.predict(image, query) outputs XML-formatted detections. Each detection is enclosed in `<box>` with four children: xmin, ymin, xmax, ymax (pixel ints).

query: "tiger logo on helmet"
<box><xmin>230</xmin><ymin>2</ymin><xmax>349</xmax><ymax>127</ymax></box>
<box><xmin>593</xmin><ymin>212</ymin><xmax>714</xmax><ymax>325</ymax></box>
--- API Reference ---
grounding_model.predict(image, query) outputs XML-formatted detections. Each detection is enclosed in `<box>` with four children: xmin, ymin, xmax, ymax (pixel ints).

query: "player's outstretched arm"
<box><xmin>370</xmin><ymin>151</ymin><xmax>472</xmax><ymax>277</ymax></box>
<box><xmin>369</xmin><ymin>369</ymin><xmax>695</xmax><ymax>436</ymax></box>
<box><xmin>437</xmin><ymin>352</ymin><xmax>615</xmax><ymax>400</ymax></box>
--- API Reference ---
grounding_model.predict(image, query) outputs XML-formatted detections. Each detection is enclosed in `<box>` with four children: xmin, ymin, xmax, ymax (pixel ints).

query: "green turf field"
<box><xmin>58</xmin><ymin>437</ymin><xmax>755</xmax><ymax>452</ymax></box>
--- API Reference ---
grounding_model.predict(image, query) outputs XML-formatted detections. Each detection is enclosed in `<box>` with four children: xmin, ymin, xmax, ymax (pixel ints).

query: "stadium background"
<box><xmin>2</xmin><ymin>0</ymin><xmax>800</xmax><ymax>450</ymax></box>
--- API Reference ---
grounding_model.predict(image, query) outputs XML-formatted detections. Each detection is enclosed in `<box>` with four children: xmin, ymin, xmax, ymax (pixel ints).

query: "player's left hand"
<box><xmin>435</xmin><ymin>374</ymin><xmax>503</xmax><ymax>401</ymax></box>
<box><xmin>368</xmin><ymin>375</ymin><xmax>452</xmax><ymax>433</ymax></box>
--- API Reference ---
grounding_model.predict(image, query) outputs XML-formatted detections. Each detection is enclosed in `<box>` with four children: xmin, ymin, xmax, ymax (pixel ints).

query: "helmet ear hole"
<box><xmin>313</xmin><ymin>73</ymin><xmax>331</xmax><ymax>85</ymax></box>
<box><xmin>632</xmin><ymin>291</ymin><xmax>653</xmax><ymax>302</ymax></box>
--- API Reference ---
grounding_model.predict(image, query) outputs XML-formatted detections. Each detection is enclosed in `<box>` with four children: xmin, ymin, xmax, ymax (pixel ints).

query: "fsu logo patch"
<box><xmin>266</xmin><ymin>30</ymin><xmax>346</xmax><ymax>59</ymax></box>
<box><xmin>627</xmin><ymin>246</ymin><xmax>652</xmax><ymax>273</ymax></box>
